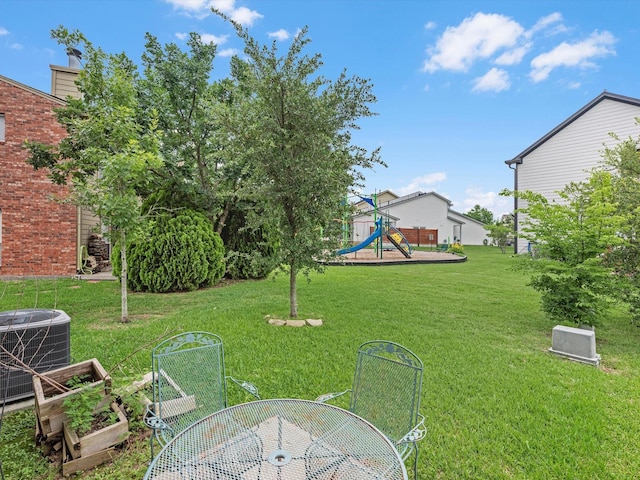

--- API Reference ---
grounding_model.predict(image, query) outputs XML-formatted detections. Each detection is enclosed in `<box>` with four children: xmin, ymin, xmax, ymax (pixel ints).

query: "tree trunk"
<box><xmin>120</xmin><ymin>230</ymin><xmax>130</xmax><ymax>323</ymax></box>
<box><xmin>289</xmin><ymin>260</ymin><xmax>298</xmax><ymax>318</ymax></box>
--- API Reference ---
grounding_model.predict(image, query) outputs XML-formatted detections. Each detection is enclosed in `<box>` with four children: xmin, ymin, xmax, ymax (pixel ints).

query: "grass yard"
<box><xmin>1</xmin><ymin>246</ymin><xmax>639</xmax><ymax>479</ymax></box>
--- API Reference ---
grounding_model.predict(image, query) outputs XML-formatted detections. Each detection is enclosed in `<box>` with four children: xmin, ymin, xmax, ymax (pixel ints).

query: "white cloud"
<box><xmin>217</xmin><ymin>47</ymin><xmax>239</xmax><ymax>57</ymax></box>
<box><xmin>472</xmin><ymin>67</ymin><xmax>510</xmax><ymax>93</ymax></box>
<box><xmin>0</xmin><ymin>27</ymin><xmax>9</xmax><ymax>36</ymax></box>
<box><xmin>425</xmin><ymin>21</ymin><xmax>436</xmax><ymax>30</ymax></box>
<box><xmin>268</xmin><ymin>29</ymin><xmax>290</xmax><ymax>41</ymax></box>
<box><xmin>495</xmin><ymin>43</ymin><xmax>531</xmax><ymax>65</ymax></box>
<box><xmin>10</xmin><ymin>43</ymin><xmax>23</xmax><ymax>50</ymax></box>
<box><xmin>422</xmin><ymin>13</ymin><xmax>524</xmax><ymax>73</ymax></box>
<box><xmin>529</xmin><ymin>30</ymin><xmax>616</xmax><ymax>82</ymax></box>
<box><xmin>210</xmin><ymin>0</ymin><xmax>235</xmax><ymax>13</ymax></box>
<box><xmin>397</xmin><ymin>172</ymin><xmax>446</xmax><ymax>195</ymax></box>
<box><xmin>230</xmin><ymin>6</ymin><xmax>263</xmax><ymax>26</ymax></box>
<box><xmin>528</xmin><ymin>12</ymin><xmax>564</xmax><ymax>37</ymax></box>
<box><xmin>165</xmin><ymin>0</ymin><xmax>208</xmax><ymax>11</ymax></box>
<box><xmin>175</xmin><ymin>32</ymin><xmax>188</xmax><ymax>40</ymax></box>
<box><xmin>567</xmin><ymin>81</ymin><xmax>581</xmax><ymax>89</ymax></box>
<box><xmin>200</xmin><ymin>33</ymin><xmax>228</xmax><ymax>45</ymax></box>
<box><xmin>164</xmin><ymin>0</ymin><xmax>262</xmax><ymax>25</ymax></box>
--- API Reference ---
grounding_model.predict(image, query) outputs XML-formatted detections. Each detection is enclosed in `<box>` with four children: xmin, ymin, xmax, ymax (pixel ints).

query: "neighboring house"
<box><xmin>353</xmin><ymin>189</ymin><xmax>398</xmax><ymax>212</ymax></box>
<box><xmin>350</xmin><ymin>191</ymin><xmax>489</xmax><ymax>246</ymax></box>
<box><xmin>505</xmin><ymin>91</ymin><xmax>640</xmax><ymax>253</ymax></box>
<box><xmin>0</xmin><ymin>53</ymin><xmax>100</xmax><ymax>277</ymax></box>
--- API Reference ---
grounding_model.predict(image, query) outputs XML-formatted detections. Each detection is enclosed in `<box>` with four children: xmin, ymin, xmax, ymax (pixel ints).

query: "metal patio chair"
<box><xmin>316</xmin><ymin>340</ymin><xmax>425</xmax><ymax>478</ymax></box>
<box><xmin>143</xmin><ymin>331</ymin><xmax>260</xmax><ymax>459</ymax></box>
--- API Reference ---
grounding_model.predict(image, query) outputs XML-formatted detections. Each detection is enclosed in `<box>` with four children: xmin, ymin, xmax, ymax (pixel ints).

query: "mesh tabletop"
<box><xmin>144</xmin><ymin>398</ymin><xmax>407</xmax><ymax>480</ymax></box>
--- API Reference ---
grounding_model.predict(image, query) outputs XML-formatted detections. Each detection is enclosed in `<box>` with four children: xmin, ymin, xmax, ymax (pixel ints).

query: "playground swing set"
<box><xmin>337</xmin><ymin>194</ymin><xmax>413</xmax><ymax>259</ymax></box>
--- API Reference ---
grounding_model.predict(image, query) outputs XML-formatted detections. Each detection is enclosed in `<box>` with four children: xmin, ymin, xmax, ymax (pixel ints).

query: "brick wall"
<box><xmin>0</xmin><ymin>79</ymin><xmax>77</xmax><ymax>276</ymax></box>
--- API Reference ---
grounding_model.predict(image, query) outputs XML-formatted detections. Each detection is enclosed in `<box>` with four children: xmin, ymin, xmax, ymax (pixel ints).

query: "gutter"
<box><xmin>506</xmin><ymin>158</ymin><xmax>523</xmax><ymax>254</ymax></box>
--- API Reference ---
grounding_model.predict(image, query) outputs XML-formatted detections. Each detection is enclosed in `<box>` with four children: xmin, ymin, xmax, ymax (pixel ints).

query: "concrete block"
<box><xmin>305</xmin><ymin>319</ymin><xmax>323</xmax><ymax>327</ymax></box>
<box><xmin>549</xmin><ymin>325</ymin><xmax>600</xmax><ymax>366</ymax></box>
<box><xmin>285</xmin><ymin>320</ymin><xmax>306</xmax><ymax>327</ymax></box>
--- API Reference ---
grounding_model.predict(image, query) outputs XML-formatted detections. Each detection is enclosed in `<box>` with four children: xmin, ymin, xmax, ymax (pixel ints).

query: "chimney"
<box><xmin>50</xmin><ymin>48</ymin><xmax>82</xmax><ymax>99</ymax></box>
<box><xmin>67</xmin><ymin>48</ymin><xmax>82</xmax><ymax>69</ymax></box>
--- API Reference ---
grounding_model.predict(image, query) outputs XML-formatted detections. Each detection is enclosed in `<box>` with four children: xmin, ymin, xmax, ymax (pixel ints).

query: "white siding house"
<box><xmin>350</xmin><ymin>191</ymin><xmax>489</xmax><ymax>246</ymax></box>
<box><xmin>506</xmin><ymin>91</ymin><xmax>640</xmax><ymax>253</ymax></box>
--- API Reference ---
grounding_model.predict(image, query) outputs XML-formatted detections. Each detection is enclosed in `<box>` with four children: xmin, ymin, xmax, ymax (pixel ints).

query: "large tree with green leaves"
<box><xmin>26</xmin><ymin>27</ymin><xmax>162</xmax><ymax>323</ymax></box>
<box><xmin>140</xmin><ymin>33</ymin><xmax>225</xmax><ymax>223</ymax></box>
<box><xmin>465</xmin><ymin>204</ymin><xmax>494</xmax><ymax>224</ymax></box>
<box><xmin>216</xmin><ymin>11</ymin><xmax>383</xmax><ymax>317</ymax></box>
<box><xmin>139</xmin><ymin>32</ymin><xmax>279</xmax><ymax>279</ymax></box>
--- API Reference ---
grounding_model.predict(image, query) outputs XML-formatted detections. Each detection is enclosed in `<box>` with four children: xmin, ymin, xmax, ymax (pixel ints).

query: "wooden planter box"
<box><xmin>33</xmin><ymin>358</ymin><xmax>111</xmax><ymax>439</ymax></box>
<box><xmin>63</xmin><ymin>401</ymin><xmax>129</xmax><ymax>459</ymax></box>
<box><xmin>62</xmin><ymin>402</ymin><xmax>129</xmax><ymax>476</ymax></box>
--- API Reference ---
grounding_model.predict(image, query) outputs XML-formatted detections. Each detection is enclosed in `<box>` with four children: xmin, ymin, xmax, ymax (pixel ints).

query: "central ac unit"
<box><xmin>0</xmin><ymin>309</ymin><xmax>71</xmax><ymax>403</ymax></box>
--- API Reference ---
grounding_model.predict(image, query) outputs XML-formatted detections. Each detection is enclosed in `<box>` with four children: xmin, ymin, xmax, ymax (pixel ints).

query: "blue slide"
<box><xmin>337</xmin><ymin>219</ymin><xmax>382</xmax><ymax>255</ymax></box>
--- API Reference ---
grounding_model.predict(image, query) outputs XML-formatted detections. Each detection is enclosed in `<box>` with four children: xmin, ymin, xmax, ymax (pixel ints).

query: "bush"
<box><xmin>522</xmin><ymin>258</ymin><xmax>612</xmax><ymax>327</ymax></box>
<box><xmin>220</xmin><ymin>206</ymin><xmax>279</xmax><ymax>280</ymax></box>
<box><xmin>112</xmin><ymin>210</ymin><xmax>225</xmax><ymax>292</ymax></box>
<box><xmin>448</xmin><ymin>242</ymin><xmax>465</xmax><ymax>255</ymax></box>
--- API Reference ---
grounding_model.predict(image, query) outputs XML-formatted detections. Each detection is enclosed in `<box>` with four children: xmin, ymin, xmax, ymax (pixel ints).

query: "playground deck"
<box><xmin>329</xmin><ymin>249</ymin><xmax>466</xmax><ymax>266</ymax></box>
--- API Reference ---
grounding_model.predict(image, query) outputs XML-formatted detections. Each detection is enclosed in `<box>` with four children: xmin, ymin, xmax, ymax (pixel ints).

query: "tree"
<box><xmin>216</xmin><ymin>11</ymin><xmax>383</xmax><ymax>317</ymax></box>
<box><xmin>26</xmin><ymin>27</ymin><xmax>162</xmax><ymax>322</ymax></box>
<box><xmin>140</xmin><ymin>33</ymin><xmax>225</xmax><ymax>223</ymax></box>
<box><xmin>601</xmin><ymin>131</ymin><xmax>640</xmax><ymax>323</ymax></box>
<box><xmin>502</xmin><ymin>171</ymin><xmax>625</xmax><ymax>326</ymax></box>
<box><xmin>484</xmin><ymin>217</ymin><xmax>513</xmax><ymax>253</ymax></box>
<box><xmin>140</xmin><ymin>33</ymin><xmax>279</xmax><ymax>280</ymax></box>
<box><xmin>465</xmin><ymin>205</ymin><xmax>494</xmax><ymax>224</ymax></box>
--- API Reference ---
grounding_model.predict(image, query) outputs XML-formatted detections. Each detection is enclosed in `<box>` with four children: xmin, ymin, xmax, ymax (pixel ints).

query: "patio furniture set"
<box><xmin>143</xmin><ymin>332</ymin><xmax>425</xmax><ymax>479</ymax></box>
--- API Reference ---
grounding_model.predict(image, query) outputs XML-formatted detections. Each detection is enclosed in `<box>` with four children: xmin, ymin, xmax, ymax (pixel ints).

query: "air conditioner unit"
<box><xmin>0</xmin><ymin>309</ymin><xmax>71</xmax><ymax>403</ymax></box>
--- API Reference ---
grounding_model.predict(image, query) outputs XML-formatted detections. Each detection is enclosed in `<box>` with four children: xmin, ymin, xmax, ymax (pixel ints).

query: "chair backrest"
<box><xmin>151</xmin><ymin>331</ymin><xmax>227</xmax><ymax>439</ymax></box>
<box><xmin>350</xmin><ymin>340</ymin><xmax>423</xmax><ymax>443</ymax></box>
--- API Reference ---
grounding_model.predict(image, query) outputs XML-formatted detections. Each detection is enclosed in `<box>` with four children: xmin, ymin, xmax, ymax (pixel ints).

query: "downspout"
<box><xmin>507</xmin><ymin>158</ymin><xmax>522</xmax><ymax>254</ymax></box>
<box><xmin>76</xmin><ymin>206</ymin><xmax>82</xmax><ymax>273</ymax></box>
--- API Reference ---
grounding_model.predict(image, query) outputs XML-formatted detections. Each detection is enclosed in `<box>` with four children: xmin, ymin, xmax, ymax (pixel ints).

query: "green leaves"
<box><xmin>506</xmin><ymin>126</ymin><xmax>640</xmax><ymax>327</ymax></box>
<box><xmin>112</xmin><ymin>210</ymin><xmax>225</xmax><ymax>293</ymax></box>
<box><xmin>213</xmin><ymin>11</ymin><xmax>383</xmax><ymax>317</ymax></box>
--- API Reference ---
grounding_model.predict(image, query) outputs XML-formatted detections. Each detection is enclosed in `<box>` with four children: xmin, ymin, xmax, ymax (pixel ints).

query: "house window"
<box><xmin>0</xmin><ymin>114</ymin><xmax>5</xmax><ymax>142</ymax></box>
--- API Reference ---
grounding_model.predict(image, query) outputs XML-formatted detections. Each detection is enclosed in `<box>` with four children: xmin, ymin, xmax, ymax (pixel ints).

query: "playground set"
<box><xmin>337</xmin><ymin>193</ymin><xmax>413</xmax><ymax>259</ymax></box>
<box><xmin>333</xmin><ymin>193</ymin><xmax>465</xmax><ymax>266</ymax></box>
<box><xmin>337</xmin><ymin>217</ymin><xmax>413</xmax><ymax>258</ymax></box>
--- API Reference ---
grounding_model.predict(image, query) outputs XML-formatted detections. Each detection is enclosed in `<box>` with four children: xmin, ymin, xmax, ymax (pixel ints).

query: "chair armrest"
<box><xmin>143</xmin><ymin>404</ymin><xmax>174</xmax><ymax>436</ymax></box>
<box><xmin>315</xmin><ymin>389</ymin><xmax>351</xmax><ymax>403</ymax></box>
<box><xmin>227</xmin><ymin>376</ymin><xmax>261</xmax><ymax>399</ymax></box>
<box><xmin>397</xmin><ymin>413</ymin><xmax>426</xmax><ymax>446</ymax></box>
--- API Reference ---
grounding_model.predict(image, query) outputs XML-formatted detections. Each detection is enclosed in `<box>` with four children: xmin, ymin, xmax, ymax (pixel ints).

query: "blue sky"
<box><xmin>2</xmin><ymin>0</ymin><xmax>639</xmax><ymax>218</ymax></box>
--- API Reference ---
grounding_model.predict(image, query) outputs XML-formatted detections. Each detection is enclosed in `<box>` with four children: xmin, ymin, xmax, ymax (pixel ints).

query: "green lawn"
<box><xmin>1</xmin><ymin>246</ymin><xmax>639</xmax><ymax>479</ymax></box>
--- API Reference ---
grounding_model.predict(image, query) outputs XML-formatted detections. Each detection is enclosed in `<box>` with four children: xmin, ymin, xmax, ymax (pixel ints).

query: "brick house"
<box><xmin>0</xmin><ymin>56</ymin><xmax>100</xmax><ymax>277</ymax></box>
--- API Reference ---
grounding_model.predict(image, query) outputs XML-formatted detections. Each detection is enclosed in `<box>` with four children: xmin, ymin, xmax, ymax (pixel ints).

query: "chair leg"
<box><xmin>412</xmin><ymin>445</ymin><xmax>420</xmax><ymax>479</ymax></box>
<box><xmin>149</xmin><ymin>434</ymin><xmax>155</xmax><ymax>462</ymax></box>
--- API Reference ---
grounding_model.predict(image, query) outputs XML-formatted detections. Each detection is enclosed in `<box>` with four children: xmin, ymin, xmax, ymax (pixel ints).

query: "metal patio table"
<box><xmin>143</xmin><ymin>398</ymin><xmax>408</xmax><ymax>480</ymax></box>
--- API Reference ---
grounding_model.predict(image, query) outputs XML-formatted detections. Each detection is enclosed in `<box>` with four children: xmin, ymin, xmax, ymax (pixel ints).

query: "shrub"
<box><xmin>112</xmin><ymin>210</ymin><xmax>225</xmax><ymax>292</ymax></box>
<box><xmin>518</xmin><ymin>257</ymin><xmax>612</xmax><ymax>327</ymax></box>
<box><xmin>220</xmin><ymin>206</ymin><xmax>279</xmax><ymax>280</ymax></box>
<box><xmin>448</xmin><ymin>242</ymin><xmax>465</xmax><ymax>255</ymax></box>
